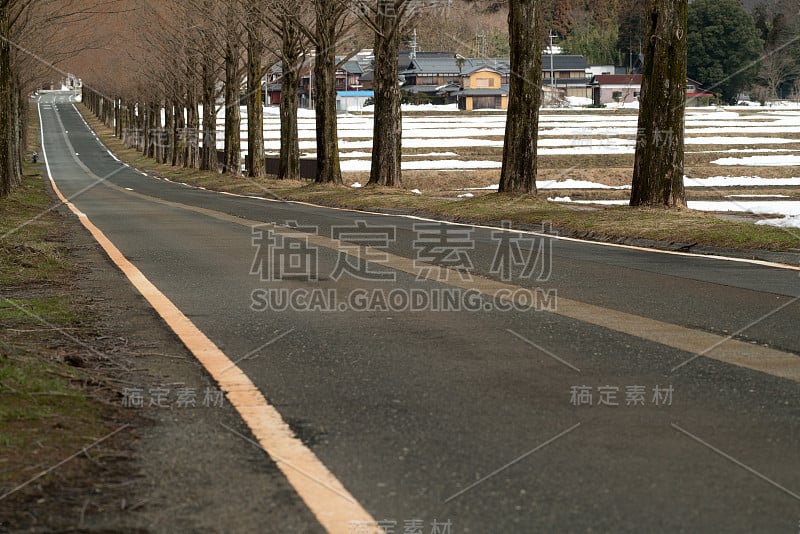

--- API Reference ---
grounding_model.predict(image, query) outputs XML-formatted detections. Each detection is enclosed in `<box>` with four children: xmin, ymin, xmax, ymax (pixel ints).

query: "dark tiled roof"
<box><xmin>547</xmin><ymin>77</ymin><xmax>593</xmax><ymax>86</ymax></box>
<box><xmin>592</xmin><ymin>74</ymin><xmax>642</xmax><ymax>85</ymax></box>
<box><xmin>402</xmin><ymin>85</ymin><xmax>441</xmax><ymax>94</ymax></box>
<box><xmin>462</xmin><ymin>64</ymin><xmax>507</xmax><ymax>76</ymax></box>
<box><xmin>340</xmin><ymin>60</ymin><xmax>363</xmax><ymax>74</ymax></box>
<box><xmin>544</xmin><ymin>55</ymin><xmax>589</xmax><ymax>70</ymax></box>
<box><xmin>458</xmin><ymin>87</ymin><xmax>509</xmax><ymax>96</ymax></box>
<box><xmin>402</xmin><ymin>54</ymin><xmax>588</xmax><ymax>76</ymax></box>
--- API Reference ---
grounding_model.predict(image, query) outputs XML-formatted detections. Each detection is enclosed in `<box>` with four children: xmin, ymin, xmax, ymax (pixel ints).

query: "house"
<box><xmin>685</xmin><ymin>79</ymin><xmax>715</xmax><ymax>106</ymax></box>
<box><xmin>336</xmin><ymin>90</ymin><xmax>374</xmax><ymax>112</ymax></box>
<box><xmin>401</xmin><ymin>53</ymin><xmax>591</xmax><ymax>101</ymax></box>
<box><xmin>541</xmin><ymin>55</ymin><xmax>592</xmax><ymax>99</ymax></box>
<box><xmin>586</xmin><ymin>65</ymin><xmax>629</xmax><ymax>77</ymax></box>
<box><xmin>457</xmin><ymin>66</ymin><xmax>508</xmax><ymax>110</ymax></box>
<box><xmin>399</xmin><ymin>52</ymin><xmax>475</xmax><ymax>100</ymax></box>
<box><xmin>336</xmin><ymin>60</ymin><xmax>364</xmax><ymax>91</ymax></box>
<box><xmin>590</xmin><ymin>75</ymin><xmax>716</xmax><ymax>105</ymax></box>
<box><xmin>590</xmin><ymin>74</ymin><xmax>642</xmax><ymax>105</ymax></box>
<box><xmin>267</xmin><ymin>56</ymin><xmax>368</xmax><ymax>108</ymax></box>
<box><xmin>263</xmin><ymin>63</ymin><xmax>300</xmax><ymax>106</ymax></box>
<box><xmin>359</xmin><ymin>70</ymin><xmax>375</xmax><ymax>90</ymax></box>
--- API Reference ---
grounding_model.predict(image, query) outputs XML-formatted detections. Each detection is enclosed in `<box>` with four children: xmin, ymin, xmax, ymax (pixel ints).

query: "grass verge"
<box><xmin>0</xmin><ymin>103</ymin><xmax>116</xmax><ymax>492</ymax></box>
<box><xmin>78</xmin><ymin>103</ymin><xmax>800</xmax><ymax>253</ymax></box>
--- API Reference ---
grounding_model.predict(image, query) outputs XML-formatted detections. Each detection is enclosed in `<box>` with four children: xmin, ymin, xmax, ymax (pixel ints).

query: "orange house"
<box><xmin>457</xmin><ymin>66</ymin><xmax>509</xmax><ymax>111</ymax></box>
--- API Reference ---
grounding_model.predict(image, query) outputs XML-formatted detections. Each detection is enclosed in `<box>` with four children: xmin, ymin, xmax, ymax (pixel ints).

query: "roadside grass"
<box><xmin>268</xmin><ymin>188</ymin><xmax>800</xmax><ymax>250</ymax></box>
<box><xmin>0</xmin><ymin>103</ymin><xmax>113</xmax><ymax>489</ymax></box>
<box><xmin>77</xmin><ymin>103</ymin><xmax>800</xmax><ymax>252</ymax></box>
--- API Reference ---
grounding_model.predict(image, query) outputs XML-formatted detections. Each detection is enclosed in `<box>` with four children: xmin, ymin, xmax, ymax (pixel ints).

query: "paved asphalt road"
<box><xmin>37</xmin><ymin>91</ymin><xmax>799</xmax><ymax>532</ymax></box>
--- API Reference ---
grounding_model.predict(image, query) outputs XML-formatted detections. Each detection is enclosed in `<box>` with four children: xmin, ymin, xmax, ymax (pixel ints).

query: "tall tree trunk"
<box><xmin>368</xmin><ymin>0</ymin><xmax>403</xmax><ymax>187</ymax></box>
<box><xmin>200</xmin><ymin>53</ymin><xmax>218</xmax><ymax>172</ymax></box>
<box><xmin>141</xmin><ymin>102</ymin><xmax>150</xmax><ymax>155</ymax></box>
<box><xmin>186</xmin><ymin>89</ymin><xmax>200</xmax><ymax>169</ymax></box>
<box><xmin>279</xmin><ymin>20</ymin><xmax>301</xmax><ymax>180</ymax></box>
<box><xmin>499</xmin><ymin>0</ymin><xmax>544</xmax><ymax>194</ymax></box>
<box><xmin>126</xmin><ymin>104</ymin><xmax>134</xmax><ymax>146</ymax></box>
<box><xmin>0</xmin><ymin>5</ymin><xmax>18</xmax><ymax>198</ymax></box>
<box><xmin>114</xmin><ymin>98</ymin><xmax>121</xmax><ymax>138</ymax></box>
<box><xmin>12</xmin><ymin>71</ymin><xmax>22</xmax><ymax>186</ymax></box>
<box><xmin>223</xmin><ymin>24</ymin><xmax>241</xmax><ymax>175</ymax></box>
<box><xmin>313</xmin><ymin>2</ymin><xmax>343</xmax><ymax>184</ymax></box>
<box><xmin>630</xmin><ymin>0</ymin><xmax>688</xmax><ymax>207</ymax></box>
<box><xmin>136</xmin><ymin>103</ymin><xmax>143</xmax><ymax>152</ymax></box>
<box><xmin>162</xmin><ymin>103</ymin><xmax>173</xmax><ymax>164</ymax></box>
<box><xmin>147</xmin><ymin>102</ymin><xmax>158</xmax><ymax>159</ymax></box>
<box><xmin>246</xmin><ymin>19</ymin><xmax>265</xmax><ymax>178</ymax></box>
<box><xmin>121</xmin><ymin>102</ymin><xmax>129</xmax><ymax>144</ymax></box>
<box><xmin>173</xmin><ymin>102</ymin><xmax>183</xmax><ymax>167</ymax></box>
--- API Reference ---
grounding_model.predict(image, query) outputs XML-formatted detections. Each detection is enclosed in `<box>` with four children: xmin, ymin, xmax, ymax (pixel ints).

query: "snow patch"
<box><xmin>684</xmin><ymin>176</ymin><xmax>800</xmax><ymax>187</ymax></box>
<box><xmin>565</xmin><ymin>96</ymin><xmax>593</xmax><ymax>107</ymax></box>
<box><xmin>340</xmin><ymin>159</ymin><xmax>502</xmax><ymax>172</ymax></box>
<box><xmin>712</xmin><ymin>155</ymin><xmax>800</xmax><ymax>166</ymax></box>
<box><xmin>462</xmin><ymin>179</ymin><xmax>631</xmax><ymax>191</ymax></box>
<box><xmin>725</xmin><ymin>194</ymin><xmax>791</xmax><ymax>198</ymax></box>
<box><xmin>757</xmin><ymin>215</ymin><xmax>800</xmax><ymax>227</ymax></box>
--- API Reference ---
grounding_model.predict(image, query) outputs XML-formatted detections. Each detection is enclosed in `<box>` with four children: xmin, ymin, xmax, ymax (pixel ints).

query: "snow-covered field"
<box><xmin>209</xmin><ymin>105</ymin><xmax>800</xmax><ymax>161</ymax></box>
<box><xmin>547</xmin><ymin>198</ymin><xmax>800</xmax><ymax>228</ymax></box>
<box><xmin>204</xmin><ymin>104</ymin><xmax>800</xmax><ymax>226</ymax></box>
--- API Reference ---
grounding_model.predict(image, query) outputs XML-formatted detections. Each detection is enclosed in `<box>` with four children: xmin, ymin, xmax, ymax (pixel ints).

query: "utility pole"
<box><xmin>549</xmin><ymin>30</ymin><xmax>556</xmax><ymax>88</ymax></box>
<box><xmin>475</xmin><ymin>31</ymin><xmax>487</xmax><ymax>58</ymax></box>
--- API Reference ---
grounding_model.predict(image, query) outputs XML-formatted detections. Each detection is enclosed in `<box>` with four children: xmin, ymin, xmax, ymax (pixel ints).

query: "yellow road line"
<box><xmin>105</xmin><ymin>181</ymin><xmax>800</xmax><ymax>383</ymax></box>
<box><xmin>38</xmin><ymin>101</ymin><xmax>379</xmax><ymax>534</ymax></box>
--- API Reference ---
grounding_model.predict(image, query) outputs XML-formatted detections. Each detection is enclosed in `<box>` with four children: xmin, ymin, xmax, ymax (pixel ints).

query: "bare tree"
<box><xmin>0</xmin><ymin>0</ymin><xmax>126</xmax><ymax>197</ymax></box>
<box><xmin>222</xmin><ymin>0</ymin><xmax>243</xmax><ymax>175</ymax></box>
<box><xmin>265</xmin><ymin>0</ymin><xmax>311</xmax><ymax>180</ymax></box>
<box><xmin>291</xmin><ymin>0</ymin><xmax>357</xmax><ymax>184</ymax></box>
<box><xmin>357</xmin><ymin>0</ymin><xmax>424</xmax><ymax>187</ymax></box>
<box><xmin>311</xmin><ymin>0</ymin><xmax>349</xmax><ymax>184</ymax></box>
<box><xmin>498</xmin><ymin>0</ymin><xmax>544</xmax><ymax>194</ymax></box>
<box><xmin>196</xmin><ymin>0</ymin><xmax>220</xmax><ymax>172</ymax></box>
<box><xmin>245</xmin><ymin>0</ymin><xmax>266</xmax><ymax>178</ymax></box>
<box><xmin>758</xmin><ymin>46</ymin><xmax>797</xmax><ymax>100</ymax></box>
<box><xmin>630</xmin><ymin>0</ymin><xmax>688</xmax><ymax>207</ymax></box>
<box><xmin>0</xmin><ymin>2</ymin><xmax>16</xmax><ymax>197</ymax></box>
<box><xmin>794</xmin><ymin>77</ymin><xmax>800</xmax><ymax>103</ymax></box>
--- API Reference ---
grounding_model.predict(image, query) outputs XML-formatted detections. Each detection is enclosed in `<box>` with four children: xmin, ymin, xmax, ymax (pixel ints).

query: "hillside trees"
<box><xmin>753</xmin><ymin>2</ymin><xmax>799</xmax><ymax>99</ymax></box>
<box><xmin>559</xmin><ymin>9</ymin><xmax>619</xmax><ymax>64</ymax></box>
<box><xmin>687</xmin><ymin>0</ymin><xmax>763</xmax><ymax>102</ymax></box>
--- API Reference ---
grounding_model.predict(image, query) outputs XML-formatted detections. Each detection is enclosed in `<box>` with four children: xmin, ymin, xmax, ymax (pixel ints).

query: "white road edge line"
<box><xmin>69</xmin><ymin>101</ymin><xmax>800</xmax><ymax>273</ymax></box>
<box><xmin>40</xmin><ymin>98</ymin><xmax>379</xmax><ymax>534</ymax></box>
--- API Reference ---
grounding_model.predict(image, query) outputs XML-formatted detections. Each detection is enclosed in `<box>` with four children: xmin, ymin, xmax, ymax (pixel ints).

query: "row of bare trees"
<box><xmin>1</xmin><ymin>1</ymin><xmax>124</xmax><ymax>197</ymax></box>
<box><xmin>80</xmin><ymin>0</ymin><xmax>356</xmax><ymax>184</ymax></box>
<box><xmin>76</xmin><ymin>0</ymin><xmax>686</xmax><ymax>207</ymax></box>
